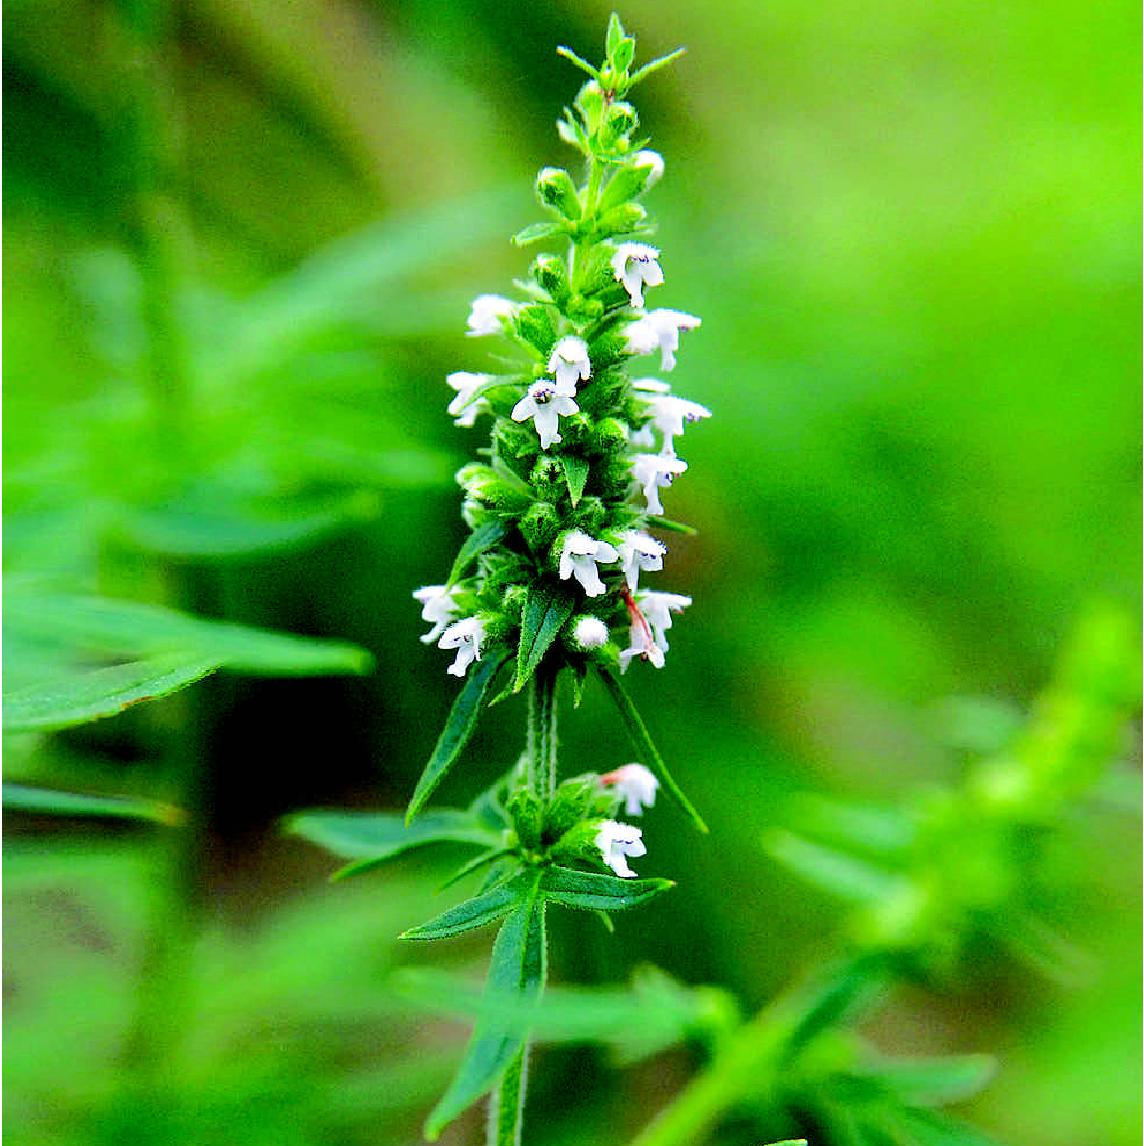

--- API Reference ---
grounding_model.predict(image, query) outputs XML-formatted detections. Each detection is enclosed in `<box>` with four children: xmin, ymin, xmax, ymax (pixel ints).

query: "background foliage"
<box><xmin>4</xmin><ymin>1</ymin><xmax>1140</xmax><ymax>1144</ymax></box>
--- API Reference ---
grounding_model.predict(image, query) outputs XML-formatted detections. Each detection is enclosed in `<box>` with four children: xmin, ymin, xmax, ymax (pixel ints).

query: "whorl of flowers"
<box><xmin>414</xmin><ymin>22</ymin><xmax>709</xmax><ymax>690</ymax></box>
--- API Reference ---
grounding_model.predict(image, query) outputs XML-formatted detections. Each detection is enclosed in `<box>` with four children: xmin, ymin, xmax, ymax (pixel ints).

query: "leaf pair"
<box><xmin>407</xmin><ymin>865</ymin><xmax>673</xmax><ymax>1139</ymax></box>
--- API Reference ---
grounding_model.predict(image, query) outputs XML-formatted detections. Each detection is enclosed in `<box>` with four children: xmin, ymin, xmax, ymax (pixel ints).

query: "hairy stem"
<box><xmin>526</xmin><ymin>666</ymin><xmax>558</xmax><ymax>802</ymax></box>
<box><xmin>628</xmin><ymin>953</ymin><xmax>889</xmax><ymax>1146</ymax></box>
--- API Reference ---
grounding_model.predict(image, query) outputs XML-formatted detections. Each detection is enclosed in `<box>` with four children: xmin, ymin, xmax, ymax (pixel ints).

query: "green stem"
<box><xmin>628</xmin><ymin>953</ymin><xmax>888</xmax><ymax>1146</ymax></box>
<box><xmin>487</xmin><ymin>1046</ymin><xmax>530</xmax><ymax>1146</ymax></box>
<box><xmin>122</xmin><ymin>0</ymin><xmax>192</xmax><ymax>466</ymax></box>
<box><xmin>526</xmin><ymin>666</ymin><xmax>558</xmax><ymax>803</ymax></box>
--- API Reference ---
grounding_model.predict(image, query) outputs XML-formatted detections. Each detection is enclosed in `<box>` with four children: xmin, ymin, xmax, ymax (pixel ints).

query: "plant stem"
<box><xmin>122</xmin><ymin>0</ymin><xmax>192</xmax><ymax>467</ymax></box>
<box><xmin>487</xmin><ymin>1046</ymin><xmax>530</xmax><ymax>1146</ymax></box>
<box><xmin>628</xmin><ymin>953</ymin><xmax>889</xmax><ymax>1146</ymax></box>
<box><xmin>526</xmin><ymin>666</ymin><xmax>558</xmax><ymax>803</ymax></box>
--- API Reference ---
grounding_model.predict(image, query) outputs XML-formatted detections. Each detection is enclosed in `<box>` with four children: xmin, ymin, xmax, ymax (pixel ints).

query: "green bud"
<box><xmin>514</xmin><ymin>303</ymin><xmax>557</xmax><ymax>357</ymax></box>
<box><xmin>535</xmin><ymin>167</ymin><xmax>582</xmax><ymax>220</ymax></box>
<box><xmin>572</xmin><ymin>496</ymin><xmax>606</xmax><ymax>535</ymax></box>
<box><xmin>597</xmin><ymin>150</ymin><xmax>664</xmax><ymax>213</ymax></box>
<box><xmin>507</xmin><ymin>788</ymin><xmax>544</xmax><ymax>852</ymax></box>
<box><xmin>606</xmin><ymin>101</ymin><xmax>638</xmax><ymax>138</ymax></box>
<box><xmin>456</xmin><ymin>463</ymin><xmax>532</xmax><ymax>513</ymax></box>
<box><xmin>543</xmin><ymin>775</ymin><xmax>600</xmax><ymax>842</ymax></box>
<box><xmin>595</xmin><ymin>201</ymin><xmax>647</xmax><ymax>239</ymax></box>
<box><xmin>520</xmin><ymin>501</ymin><xmax>561</xmax><ymax>550</ymax></box>
<box><xmin>575</xmin><ymin>81</ymin><xmax>606</xmax><ymax>134</ymax></box>
<box><xmin>531</xmin><ymin>254</ymin><xmax>569</xmax><ymax>303</ymax></box>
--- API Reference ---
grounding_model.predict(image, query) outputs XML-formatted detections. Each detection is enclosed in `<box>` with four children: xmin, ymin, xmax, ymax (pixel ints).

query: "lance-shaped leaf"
<box><xmin>596</xmin><ymin>665</ymin><xmax>708</xmax><ymax>832</ymax></box>
<box><xmin>559</xmin><ymin>454</ymin><xmax>589</xmax><ymax>507</ymax></box>
<box><xmin>3</xmin><ymin>653</ymin><xmax>220</xmax><ymax>734</ymax></box>
<box><xmin>399</xmin><ymin>870</ymin><xmax>531</xmax><ymax>942</ymax></box>
<box><xmin>424</xmin><ymin>871</ymin><xmax>546</xmax><ymax>1140</ymax></box>
<box><xmin>540</xmin><ymin>865</ymin><xmax>674</xmax><ymax>912</ymax></box>
<box><xmin>860</xmin><ymin>1054</ymin><xmax>997</xmax><ymax>1106</ymax></box>
<box><xmin>3</xmin><ymin>783</ymin><xmax>183</xmax><ymax>826</ymax></box>
<box><xmin>447</xmin><ymin>519</ymin><xmax>507</xmax><ymax>587</ymax></box>
<box><xmin>407</xmin><ymin>648</ymin><xmax>510</xmax><ymax>823</ymax></box>
<box><xmin>514</xmin><ymin>586</ymin><xmax>574</xmax><ymax>692</ymax></box>
<box><xmin>282</xmin><ymin>808</ymin><xmax>504</xmax><ymax>880</ymax></box>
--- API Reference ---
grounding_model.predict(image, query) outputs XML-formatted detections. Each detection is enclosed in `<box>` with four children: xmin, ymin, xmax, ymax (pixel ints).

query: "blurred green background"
<box><xmin>4</xmin><ymin>1</ymin><xmax>1140</xmax><ymax>1144</ymax></box>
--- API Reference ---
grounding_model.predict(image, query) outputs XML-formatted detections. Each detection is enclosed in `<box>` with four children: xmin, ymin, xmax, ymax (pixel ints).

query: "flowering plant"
<box><xmin>291</xmin><ymin>15</ymin><xmax>708</xmax><ymax>1143</ymax></box>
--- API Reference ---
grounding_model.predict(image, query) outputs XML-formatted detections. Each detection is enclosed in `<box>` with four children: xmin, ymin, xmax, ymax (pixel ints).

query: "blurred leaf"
<box><xmin>406</xmin><ymin>648</ymin><xmax>509</xmax><ymax>822</ymax></box>
<box><xmin>539</xmin><ymin>865</ymin><xmax>674</xmax><ymax>913</ymax></box>
<box><xmin>596</xmin><ymin>665</ymin><xmax>707</xmax><ymax>832</ymax></box>
<box><xmin>514</xmin><ymin>586</ymin><xmax>574</xmax><ymax>692</ymax></box>
<box><xmin>764</xmin><ymin>830</ymin><xmax>902</xmax><ymax>903</ymax></box>
<box><xmin>283</xmin><ymin>808</ymin><xmax>503</xmax><ymax>879</ymax></box>
<box><xmin>424</xmin><ymin>871</ymin><xmax>545</xmax><ymax>1139</ymax></box>
<box><xmin>115</xmin><ymin>487</ymin><xmax>381</xmax><ymax>560</ymax></box>
<box><xmin>2</xmin><ymin>651</ymin><xmax>219</xmax><ymax>733</ymax></box>
<box><xmin>858</xmin><ymin>1054</ymin><xmax>997</xmax><ymax>1106</ymax></box>
<box><xmin>400</xmin><ymin>869</ymin><xmax>531</xmax><ymax>941</ymax></box>
<box><xmin>784</xmin><ymin>795</ymin><xmax>916</xmax><ymax>862</ymax></box>
<box><xmin>2</xmin><ymin>782</ymin><xmax>182</xmax><ymax>825</ymax></box>
<box><xmin>4</xmin><ymin>585</ymin><xmax>373</xmax><ymax>680</ymax></box>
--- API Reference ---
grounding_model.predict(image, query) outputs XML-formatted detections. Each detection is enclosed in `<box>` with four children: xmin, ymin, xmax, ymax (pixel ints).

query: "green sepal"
<box><xmin>513</xmin><ymin>221</ymin><xmax>567</xmax><ymax>248</ymax></box>
<box><xmin>596</xmin><ymin>665</ymin><xmax>708</xmax><ymax>832</ymax></box>
<box><xmin>424</xmin><ymin>872</ymin><xmax>546</xmax><ymax>1139</ymax></box>
<box><xmin>598</xmin><ymin>160</ymin><xmax>658</xmax><ymax>213</ymax></box>
<box><xmin>514</xmin><ymin>304</ymin><xmax>558</xmax><ymax>357</ymax></box>
<box><xmin>559</xmin><ymin>454</ymin><xmax>590</xmax><ymax>506</ymax></box>
<box><xmin>535</xmin><ymin>167</ymin><xmax>582</xmax><ymax>221</ymax></box>
<box><xmin>406</xmin><ymin>648</ymin><xmax>510</xmax><ymax>823</ymax></box>
<box><xmin>399</xmin><ymin>869</ymin><xmax>530</xmax><ymax>941</ymax></box>
<box><xmin>506</xmin><ymin>788</ymin><xmax>544</xmax><ymax>851</ymax></box>
<box><xmin>514</xmin><ymin>586</ymin><xmax>575</xmax><ymax>692</ymax></box>
<box><xmin>541</xmin><ymin>775</ymin><xmax>602</xmax><ymax>840</ymax></box>
<box><xmin>604</xmin><ymin>14</ymin><xmax>626</xmax><ymax>59</ymax></box>
<box><xmin>540</xmin><ymin>864</ymin><xmax>675</xmax><ymax>912</ymax></box>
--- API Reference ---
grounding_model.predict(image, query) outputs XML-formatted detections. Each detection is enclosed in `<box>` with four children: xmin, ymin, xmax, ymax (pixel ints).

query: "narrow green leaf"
<box><xmin>2</xmin><ymin>783</ymin><xmax>183</xmax><ymax>826</ymax></box>
<box><xmin>596</xmin><ymin>666</ymin><xmax>708</xmax><ymax>832</ymax></box>
<box><xmin>407</xmin><ymin>649</ymin><xmax>509</xmax><ymax>822</ymax></box>
<box><xmin>628</xmin><ymin>48</ymin><xmax>686</xmax><ymax>87</ymax></box>
<box><xmin>3</xmin><ymin>653</ymin><xmax>221</xmax><ymax>733</ymax></box>
<box><xmin>605</xmin><ymin>14</ymin><xmax>625</xmax><ymax>57</ymax></box>
<box><xmin>514</xmin><ymin>588</ymin><xmax>574</xmax><ymax>692</ymax></box>
<box><xmin>447</xmin><ymin>519</ymin><xmax>507</xmax><ymax>586</ymax></box>
<box><xmin>555</xmin><ymin>46</ymin><xmax>600</xmax><ymax>80</ymax></box>
<box><xmin>283</xmin><ymin>809</ymin><xmax>502</xmax><ymax>879</ymax></box>
<box><xmin>436</xmin><ymin>849</ymin><xmax>514</xmax><ymax>893</ymax></box>
<box><xmin>559</xmin><ymin>454</ymin><xmax>590</xmax><ymax>506</ymax></box>
<box><xmin>512</xmin><ymin>221</ymin><xmax>566</xmax><ymax>248</ymax></box>
<box><xmin>650</xmin><ymin>517</ymin><xmax>696</xmax><ymax>535</ymax></box>
<box><xmin>879</xmin><ymin>1107</ymin><xmax>1003</xmax><ymax>1146</ymax></box>
<box><xmin>764</xmin><ymin>830</ymin><xmax>900</xmax><ymax>903</ymax></box>
<box><xmin>424</xmin><ymin>872</ymin><xmax>546</xmax><ymax>1139</ymax></box>
<box><xmin>540</xmin><ymin>865</ymin><xmax>674</xmax><ymax>912</ymax></box>
<box><xmin>399</xmin><ymin>871</ymin><xmax>529</xmax><ymax>941</ymax></box>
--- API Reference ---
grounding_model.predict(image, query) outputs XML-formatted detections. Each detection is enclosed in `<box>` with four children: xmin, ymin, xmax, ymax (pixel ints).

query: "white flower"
<box><xmin>594</xmin><ymin>819</ymin><xmax>647</xmax><ymax>879</ymax></box>
<box><xmin>633</xmin><ymin>149</ymin><xmax>664</xmax><ymax>189</ymax></box>
<box><xmin>438</xmin><ymin>616</ymin><xmax>485</xmax><ymax>678</ymax></box>
<box><xmin>639</xmin><ymin>393</ymin><xmax>711</xmax><ymax>455</ymax></box>
<box><xmin>511</xmin><ymin>380</ymin><xmax>579</xmax><ymax>450</ymax></box>
<box><xmin>631</xmin><ymin>453</ymin><xmax>688</xmax><ymax>516</ymax></box>
<box><xmin>467</xmin><ymin>294</ymin><xmax>515</xmax><ymax>337</ymax></box>
<box><xmin>610</xmin><ymin>243</ymin><xmax>664</xmax><ymax>309</ymax></box>
<box><xmin>614</xmin><ymin>530</ymin><xmax>666</xmax><ymax>592</ymax></box>
<box><xmin>413</xmin><ymin>584</ymin><xmax>462</xmax><ymax>645</ymax></box>
<box><xmin>624</xmin><ymin>309</ymin><xmax>702</xmax><ymax>372</ymax></box>
<box><xmin>446</xmin><ymin>371</ymin><xmax>492</xmax><ymax>427</ymax></box>
<box><xmin>638</xmin><ymin>591</ymin><xmax>691</xmax><ymax>654</ymax></box>
<box><xmin>547</xmin><ymin>336</ymin><xmax>592</xmax><ymax>392</ymax></box>
<box><xmin>572</xmin><ymin>615</ymin><xmax>609</xmax><ymax>650</ymax></box>
<box><xmin>601</xmin><ymin>764</ymin><xmax>659</xmax><ymax>816</ymax></box>
<box><xmin>558</xmin><ymin>530</ymin><xmax>619</xmax><ymax>597</ymax></box>
<box><xmin>618</xmin><ymin>613</ymin><xmax>664</xmax><ymax>673</ymax></box>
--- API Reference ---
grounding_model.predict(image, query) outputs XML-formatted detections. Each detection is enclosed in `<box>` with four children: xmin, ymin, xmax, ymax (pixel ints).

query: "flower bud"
<box><xmin>594</xmin><ymin>202</ymin><xmax>648</xmax><ymax>241</ymax></box>
<box><xmin>597</xmin><ymin>150</ymin><xmax>664</xmax><ymax>213</ymax></box>
<box><xmin>569</xmin><ymin>615</ymin><xmax>609</xmax><ymax>651</ymax></box>
<box><xmin>520</xmin><ymin>501</ymin><xmax>561</xmax><ymax>550</ymax></box>
<box><xmin>535</xmin><ymin>166</ymin><xmax>582</xmax><ymax>221</ymax></box>
<box><xmin>531</xmin><ymin>254</ymin><xmax>569</xmax><ymax>302</ymax></box>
